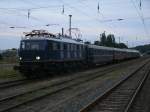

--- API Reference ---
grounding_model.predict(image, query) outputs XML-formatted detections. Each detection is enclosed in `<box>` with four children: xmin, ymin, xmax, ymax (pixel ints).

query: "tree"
<box><xmin>84</xmin><ymin>41</ymin><xmax>91</xmax><ymax>44</ymax></box>
<box><xmin>0</xmin><ymin>54</ymin><xmax>3</xmax><ymax>60</ymax></box>
<box><xmin>94</xmin><ymin>41</ymin><xmax>100</xmax><ymax>45</ymax></box>
<box><xmin>118</xmin><ymin>43</ymin><xmax>128</xmax><ymax>48</ymax></box>
<box><xmin>106</xmin><ymin>34</ymin><xmax>115</xmax><ymax>47</ymax></box>
<box><xmin>133</xmin><ymin>44</ymin><xmax>150</xmax><ymax>53</ymax></box>
<box><xmin>94</xmin><ymin>32</ymin><xmax>128</xmax><ymax>49</ymax></box>
<box><xmin>100</xmin><ymin>32</ymin><xmax>107</xmax><ymax>46</ymax></box>
<box><xmin>11</xmin><ymin>48</ymin><xmax>17</xmax><ymax>51</ymax></box>
<box><xmin>111</xmin><ymin>35</ymin><xmax>115</xmax><ymax>43</ymax></box>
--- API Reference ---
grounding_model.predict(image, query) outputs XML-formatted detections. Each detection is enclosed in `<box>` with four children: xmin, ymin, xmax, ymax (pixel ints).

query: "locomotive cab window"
<box><xmin>21</xmin><ymin>42</ymin><xmax>25</xmax><ymax>49</ymax></box>
<box><xmin>20</xmin><ymin>41</ymin><xmax>46</xmax><ymax>50</ymax></box>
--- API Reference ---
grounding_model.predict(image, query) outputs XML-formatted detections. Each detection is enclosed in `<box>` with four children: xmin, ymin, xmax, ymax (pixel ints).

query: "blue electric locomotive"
<box><xmin>18</xmin><ymin>30</ymin><xmax>86</xmax><ymax>77</ymax></box>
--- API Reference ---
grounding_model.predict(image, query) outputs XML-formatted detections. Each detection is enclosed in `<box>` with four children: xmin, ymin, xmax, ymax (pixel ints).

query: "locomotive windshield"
<box><xmin>20</xmin><ymin>40</ymin><xmax>46</xmax><ymax>50</ymax></box>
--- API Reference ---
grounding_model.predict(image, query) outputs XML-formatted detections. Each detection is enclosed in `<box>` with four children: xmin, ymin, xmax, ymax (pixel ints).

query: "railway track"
<box><xmin>0</xmin><ymin>59</ymin><xmax>135</xmax><ymax>90</ymax></box>
<box><xmin>0</xmin><ymin>58</ymin><xmax>143</xmax><ymax>112</ymax></box>
<box><xmin>0</xmin><ymin>79</ymin><xmax>28</xmax><ymax>89</ymax></box>
<box><xmin>0</xmin><ymin>66</ymin><xmax>118</xmax><ymax>112</ymax></box>
<box><xmin>80</xmin><ymin>60</ymin><xmax>150</xmax><ymax>112</ymax></box>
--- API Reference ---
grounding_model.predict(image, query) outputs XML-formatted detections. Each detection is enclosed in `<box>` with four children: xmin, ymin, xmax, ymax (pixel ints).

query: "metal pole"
<box><xmin>62</xmin><ymin>27</ymin><xmax>64</xmax><ymax>36</ymax></box>
<box><xmin>119</xmin><ymin>37</ymin><xmax>120</xmax><ymax>43</ymax></box>
<box><xmin>69</xmin><ymin>15</ymin><xmax>72</xmax><ymax>37</ymax></box>
<box><xmin>127</xmin><ymin>41</ymin><xmax>128</xmax><ymax>47</ymax></box>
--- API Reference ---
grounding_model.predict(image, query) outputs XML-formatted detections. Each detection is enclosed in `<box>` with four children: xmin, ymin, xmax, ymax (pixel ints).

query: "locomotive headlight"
<box><xmin>36</xmin><ymin>56</ymin><xmax>40</xmax><ymax>60</ymax></box>
<box><xmin>19</xmin><ymin>57</ymin><xmax>22</xmax><ymax>60</ymax></box>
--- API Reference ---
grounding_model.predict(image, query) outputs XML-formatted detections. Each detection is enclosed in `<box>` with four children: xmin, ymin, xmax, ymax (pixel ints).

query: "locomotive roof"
<box><xmin>88</xmin><ymin>44</ymin><xmax>140</xmax><ymax>53</ymax></box>
<box><xmin>22</xmin><ymin>30</ymin><xmax>84</xmax><ymax>45</ymax></box>
<box><xmin>22</xmin><ymin>36</ymin><xmax>84</xmax><ymax>45</ymax></box>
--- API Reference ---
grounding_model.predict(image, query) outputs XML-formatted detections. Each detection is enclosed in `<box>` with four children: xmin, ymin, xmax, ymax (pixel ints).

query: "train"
<box><xmin>17</xmin><ymin>30</ymin><xmax>141</xmax><ymax>78</ymax></box>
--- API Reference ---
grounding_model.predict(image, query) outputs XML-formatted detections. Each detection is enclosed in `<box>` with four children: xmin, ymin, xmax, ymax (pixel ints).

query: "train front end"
<box><xmin>18</xmin><ymin>39</ymin><xmax>48</xmax><ymax>77</ymax></box>
<box><xmin>17</xmin><ymin>30</ymin><xmax>54</xmax><ymax>77</ymax></box>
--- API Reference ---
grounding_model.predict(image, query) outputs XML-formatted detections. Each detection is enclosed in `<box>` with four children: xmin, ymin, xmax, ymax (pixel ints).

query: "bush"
<box><xmin>0</xmin><ymin>54</ymin><xmax>3</xmax><ymax>60</ymax></box>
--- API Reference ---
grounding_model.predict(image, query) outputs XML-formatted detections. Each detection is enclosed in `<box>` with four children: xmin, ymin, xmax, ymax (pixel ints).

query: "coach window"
<box><xmin>97</xmin><ymin>49</ymin><xmax>99</xmax><ymax>55</ymax></box>
<box><xmin>108</xmin><ymin>50</ymin><xmax>110</xmax><ymax>55</ymax></box>
<box><xmin>100</xmin><ymin>50</ymin><xmax>103</xmax><ymax>54</ymax></box>
<box><xmin>72</xmin><ymin>44</ymin><xmax>73</xmax><ymax>51</ymax></box>
<box><xmin>105</xmin><ymin>50</ymin><xmax>107</xmax><ymax>55</ymax></box>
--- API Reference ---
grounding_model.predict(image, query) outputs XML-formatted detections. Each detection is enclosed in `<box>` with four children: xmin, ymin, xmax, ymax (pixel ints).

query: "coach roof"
<box><xmin>87</xmin><ymin>44</ymin><xmax>139</xmax><ymax>53</ymax></box>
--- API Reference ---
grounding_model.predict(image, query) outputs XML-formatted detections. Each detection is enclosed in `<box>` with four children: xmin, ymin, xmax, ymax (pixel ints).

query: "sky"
<box><xmin>0</xmin><ymin>0</ymin><xmax>150</xmax><ymax>49</ymax></box>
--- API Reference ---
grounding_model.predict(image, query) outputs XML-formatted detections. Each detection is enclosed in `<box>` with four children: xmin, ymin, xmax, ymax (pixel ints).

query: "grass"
<box><xmin>0</xmin><ymin>56</ymin><xmax>23</xmax><ymax>80</ymax></box>
<box><xmin>0</xmin><ymin>57</ymin><xmax>18</xmax><ymax>64</ymax></box>
<box><xmin>0</xmin><ymin>65</ymin><xmax>23</xmax><ymax>80</ymax></box>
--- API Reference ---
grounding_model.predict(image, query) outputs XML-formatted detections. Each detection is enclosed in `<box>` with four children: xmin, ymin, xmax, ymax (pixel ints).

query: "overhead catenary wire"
<box><xmin>0</xmin><ymin>6</ymin><xmax>61</xmax><ymax>28</ymax></box>
<box><xmin>139</xmin><ymin>0</ymin><xmax>142</xmax><ymax>10</ymax></box>
<box><xmin>130</xmin><ymin>0</ymin><xmax>149</xmax><ymax>38</ymax></box>
<box><xmin>59</xmin><ymin>0</ymin><xmax>120</xmax><ymax>34</ymax></box>
<box><xmin>0</xmin><ymin>0</ymin><xmax>66</xmax><ymax>28</ymax></box>
<box><xmin>0</xmin><ymin>0</ymin><xmax>149</xmax><ymax>46</ymax></box>
<box><xmin>74</xmin><ymin>0</ymin><xmax>125</xmax><ymax>35</ymax></box>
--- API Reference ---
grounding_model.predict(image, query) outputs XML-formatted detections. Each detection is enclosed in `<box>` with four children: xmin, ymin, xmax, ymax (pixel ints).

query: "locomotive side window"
<box><xmin>74</xmin><ymin>45</ymin><xmax>77</xmax><ymax>51</ymax></box>
<box><xmin>72</xmin><ymin>44</ymin><xmax>75</xmax><ymax>51</ymax></box>
<box><xmin>60</xmin><ymin>43</ymin><xmax>63</xmax><ymax>50</ymax></box>
<box><xmin>63</xmin><ymin>44</ymin><xmax>67</xmax><ymax>50</ymax></box>
<box><xmin>53</xmin><ymin>42</ymin><xmax>60</xmax><ymax>50</ymax></box>
<box><xmin>48</xmin><ymin>42</ymin><xmax>53</xmax><ymax>50</ymax></box>
<box><xmin>67</xmin><ymin>44</ymin><xmax>70</xmax><ymax>51</ymax></box>
<box><xmin>77</xmin><ymin>45</ymin><xmax>79</xmax><ymax>50</ymax></box>
<box><xmin>52</xmin><ymin>43</ymin><xmax>57</xmax><ymax>50</ymax></box>
<box><xmin>79</xmin><ymin>45</ymin><xmax>82</xmax><ymax>51</ymax></box>
<box><xmin>57</xmin><ymin>43</ymin><xmax>60</xmax><ymax>50</ymax></box>
<box><xmin>71</xmin><ymin>44</ymin><xmax>73</xmax><ymax>51</ymax></box>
